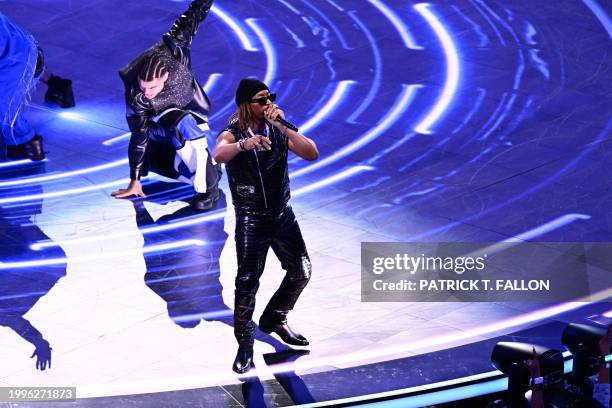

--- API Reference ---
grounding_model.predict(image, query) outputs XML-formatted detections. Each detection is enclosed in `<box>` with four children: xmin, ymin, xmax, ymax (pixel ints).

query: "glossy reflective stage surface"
<box><xmin>0</xmin><ymin>0</ymin><xmax>610</xmax><ymax>406</ymax></box>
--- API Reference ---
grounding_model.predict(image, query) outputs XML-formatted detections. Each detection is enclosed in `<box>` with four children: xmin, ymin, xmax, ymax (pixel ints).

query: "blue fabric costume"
<box><xmin>0</xmin><ymin>12</ymin><xmax>39</xmax><ymax>147</ymax></box>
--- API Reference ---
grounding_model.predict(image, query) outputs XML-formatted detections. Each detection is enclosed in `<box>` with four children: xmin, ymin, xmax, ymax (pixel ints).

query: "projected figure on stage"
<box><xmin>0</xmin><ymin>12</ymin><xmax>75</xmax><ymax>162</ymax></box>
<box><xmin>0</xmin><ymin>166</ymin><xmax>67</xmax><ymax>371</ymax></box>
<box><xmin>214</xmin><ymin>79</ymin><xmax>319</xmax><ymax>373</ymax></box>
<box><xmin>112</xmin><ymin>0</ymin><xmax>220</xmax><ymax>211</ymax></box>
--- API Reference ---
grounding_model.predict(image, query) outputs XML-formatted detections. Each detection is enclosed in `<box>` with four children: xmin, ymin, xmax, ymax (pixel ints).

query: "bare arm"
<box><xmin>286</xmin><ymin>128</ymin><xmax>319</xmax><ymax>161</ymax></box>
<box><xmin>264</xmin><ymin>105</ymin><xmax>319</xmax><ymax>161</ymax></box>
<box><xmin>213</xmin><ymin>131</ymin><xmax>238</xmax><ymax>164</ymax></box>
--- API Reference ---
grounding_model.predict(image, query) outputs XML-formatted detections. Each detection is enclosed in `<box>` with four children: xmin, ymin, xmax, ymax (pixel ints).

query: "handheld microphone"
<box><xmin>275</xmin><ymin>117</ymin><xmax>299</xmax><ymax>132</ymax></box>
<box><xmin>269</xmin><ymin>105</ymin><xmax>299</xmax><ymax>132</ymax></box>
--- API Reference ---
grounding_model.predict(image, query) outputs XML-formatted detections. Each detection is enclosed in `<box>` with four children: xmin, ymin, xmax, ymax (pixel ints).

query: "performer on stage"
<box><xmin>112</xmin><ymin>0</ymin><xmax>220</xmax><ymax>211</ymax></box>
<box><xmin>214</xmin><ymin>79</ymin><xmax>319</xmax><ymax>373</ymax></box>
<box><xmin>0</xmin><ymin>12</ymin><xmax>75</xmax><ymax>162</ymax></box>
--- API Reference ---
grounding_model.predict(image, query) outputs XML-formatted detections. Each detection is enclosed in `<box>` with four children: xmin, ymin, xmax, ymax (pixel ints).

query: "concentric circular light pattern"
<box><xmin>413</xmin><ymin>3</ymin><xmax>460</xmax><ymax>134</ymax></box>
<box><xmin>0</xmin><ymin>158</ymin><xmax>46</xmax><ymax>168</ymax></box>
<box><xmin>0</xmin><ymin>240</ymin><xmax>206</xmax><ymax>269</ymax></box>
<box><xmin>582</xmin><ymin>0</ymin><xmax>612</xmax><ymax>38</ymax></box>
<box><xmin>368</xmin><ymin>0</ymin><xmax>423</xmax><ymax>50</ymax></box>
<box><xmin>1</xmin><ymin>0</ymin><xmax>610</xmax><ymax>400</ymax></box>
<box><xmin>298</xmin><ymin>80</ymin><xmax>356</xmax><ymax>134</ymax></box>
<box><xmin>200</xmin><ymin>72</ymin><xmax>224</xmax><ymax>94</ymax></box>
<box><xmin>58</xmin><ymin>111</ymin><xmax>85</xmax><ymax>121</ymax></box>
<box><xmin>345</xmin><ymin>9</ymin><xmax>384</xmax><ymax>123</ymax></box>
<box><xmin>29</xmin><ymin>165</ymin><xmax>371</xmax><ymax>252</ymax></box>
<box><xmin>0</xmin><ymin>159</ymin><xmax>129</xmax><ymax>187</ymax></box>
<box><xmin>0</xmin><ymin>177</ymin><xmax>137</xmax><ymax>204</ymax></box>
<box><xmin>291</xmin><ymin>84</ymin><xmax>421</xmax><ymax>178</ymax></box>
<box><xmin>210</xmin><ymin>5</ymin><xmax>259</xmax><ymax>51</ymax></box>
<box><xmin>292</xmin><ymin>165</ymin><xmax>374</xmax><ymax>195</ymax></box>
<box><xmin>101</xmin><ymin>132</ymin><xmax>131</xmax><ymax>146</ymax></box>
<box><xmin>244</xmin><ymin>19</ymin><xmax>277</xmax><ymax>86</ymax></box>
<box><xmin>502</xmin><ymin>213</ymin><xmax>592</xmax><ymax>242</ymax></box>
<box><xmin>408</xmin><ymin>119</ymin><xmax>611</xmax><ymax>240</ymax></box>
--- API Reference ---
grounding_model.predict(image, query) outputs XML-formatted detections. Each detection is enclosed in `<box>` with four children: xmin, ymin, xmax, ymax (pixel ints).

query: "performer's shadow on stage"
<box><xmin>133</xmin><ymin>186</ymin><xmax>234</xmax><ymax>329</ymax></box>
<box><xmin>0</xmin><ymin>166</ymin><xmax>67</xmax><ymax>371</ymax></box>
<box><xmin>133</xmin><ymin>183</ymin><xmax>316</xmax><ymax>406</ymax></box>
<box><xmin>132</xmin><ymin>183</ymin><xmax>292</xmax><ymax>348</ymax></box>
<box><xmin>241</xmin><ymin>349</ymin><xmax>316</xmax><ymax>407</ymax></box>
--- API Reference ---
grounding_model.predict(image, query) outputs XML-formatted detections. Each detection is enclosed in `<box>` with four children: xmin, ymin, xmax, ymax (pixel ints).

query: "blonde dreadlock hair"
<box><xmin>236</xmin><ymin>102</ymin><xmax>257</xmax><ymax>133</ymax></box>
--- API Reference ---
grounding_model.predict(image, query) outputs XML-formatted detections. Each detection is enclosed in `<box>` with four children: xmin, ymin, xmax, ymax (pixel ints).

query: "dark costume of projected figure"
<box><xmin>214</xmin><ymin>79</ymin><xmax>319</xmax><ymax>373</ymax></box>
<box><xmin>112</xmin><ymin>0</ymin><xmax>220</xmax><ymax>211</ymax></box>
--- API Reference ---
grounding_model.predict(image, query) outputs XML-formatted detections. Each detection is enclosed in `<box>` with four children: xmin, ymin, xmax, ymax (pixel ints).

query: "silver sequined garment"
<box><xmin>148</xmin><ymin>54</ymin><xmax>194</xmax><ymax>115</ymax></box>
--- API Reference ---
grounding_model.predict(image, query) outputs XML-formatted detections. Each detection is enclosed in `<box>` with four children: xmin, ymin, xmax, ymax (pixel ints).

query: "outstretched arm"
<box><xmin>112</xmin><ymin>98</ymin><xmax>149</xmax><ymax>199</ymax></box>
<box><xmin>163</xmin><ymin>0</ymin><xmax>214</xmax><ymax>65</ymax></box>
<box><xmin>126</xmin><ymin>112</ymin><xmax>149</xmax><ymax>182</ymax></box>
<box><xmin>214</xmin><ymin>130</ymin><xmax>273</xmax><ymax>163</ymax></box>
<box><xmin>0</xmin><ymin>315</ymin><xmax>52</xmax><ymax>371</ymax></box>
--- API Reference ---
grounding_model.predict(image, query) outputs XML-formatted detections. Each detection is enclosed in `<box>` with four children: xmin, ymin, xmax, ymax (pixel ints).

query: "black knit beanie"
<box><xmin>235</xmin><ymin>78</ymin><xmax>269</xmax><ymax>106</ymax></box>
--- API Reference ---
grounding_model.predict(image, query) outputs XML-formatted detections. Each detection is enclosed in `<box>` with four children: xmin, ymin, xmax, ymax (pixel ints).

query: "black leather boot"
<box><xmin>45</xmin><ymin>75</ymin><xmax>75</xmax><ymax>108</ymax></box>
<box><xmin>259</xmin><ymin>315</ymin><xmax>309</xmax><ymax>346</ymax></box>
<box><xmin>189</xmin><ymin>187</ymin><xmax>219</xmax><ymax>211</ymax></box>
<box><xmin>232</xmin><ymin>347</ymin><xmax>254</xmax><ymax>374</ymax></box>
<box><xmin>6</xmin><ymin>135</ymin><xmax>45</xmax><ymax>161</ymax></box>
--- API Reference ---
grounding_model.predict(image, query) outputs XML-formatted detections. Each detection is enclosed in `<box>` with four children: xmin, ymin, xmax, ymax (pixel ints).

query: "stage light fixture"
<box><xmin>491</xmin><ymin>342</ymin><xmax>564</xmax><ymax>408</ymax></box>
<box><xmin>561</xmin><ymin>323</ymin><xmax>609</xmax><ymax>404</ymax></box>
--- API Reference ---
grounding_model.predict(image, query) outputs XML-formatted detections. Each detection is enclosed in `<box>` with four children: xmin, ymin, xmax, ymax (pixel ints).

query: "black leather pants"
<box><xmin>234</xmin><ymin>205</ymin><xmax>311</xmax><ymax>348</ymax></box>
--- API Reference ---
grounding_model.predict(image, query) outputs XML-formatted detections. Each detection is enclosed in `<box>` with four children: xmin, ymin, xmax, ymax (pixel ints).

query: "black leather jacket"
<box><xmin>224</xmin><ymin>119</ymin><xmax>291</xmax><ymax>210</ymax></box>
<box><xmin>118</xmin><ymin>0</ymin><xmax>213</xmax><ymax>180</ymax></box>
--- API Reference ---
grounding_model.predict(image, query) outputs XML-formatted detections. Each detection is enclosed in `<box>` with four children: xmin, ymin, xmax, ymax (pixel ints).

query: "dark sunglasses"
<box><xmin>250</xmin><ymin>93</ymin><xmax>277</xmax><ymax>105</ymax></box>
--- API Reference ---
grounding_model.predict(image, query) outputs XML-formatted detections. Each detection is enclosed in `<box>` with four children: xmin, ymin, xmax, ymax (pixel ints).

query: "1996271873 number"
<box><xmin>1</xmin><ymin>387</ymin><xmax>76</xmax><ymax>402</ymax></box>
